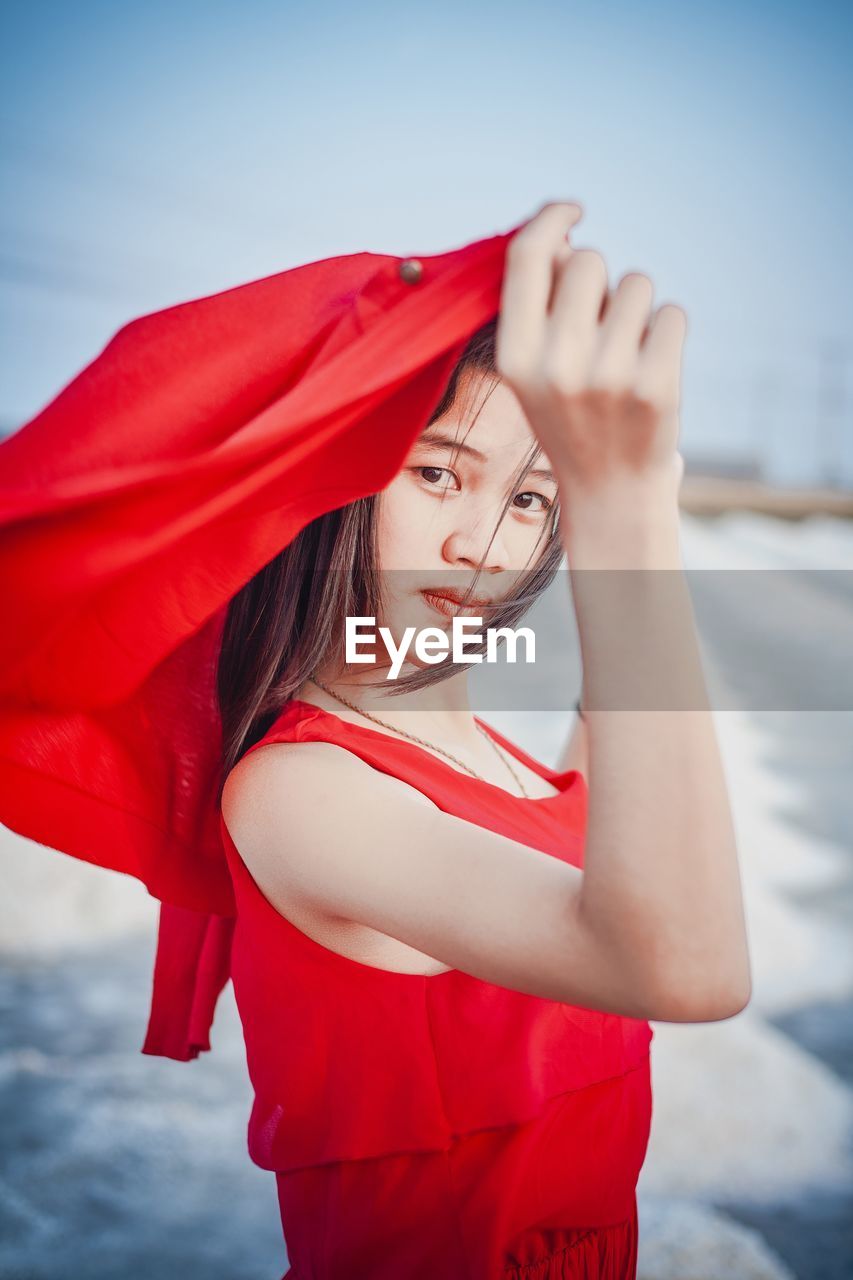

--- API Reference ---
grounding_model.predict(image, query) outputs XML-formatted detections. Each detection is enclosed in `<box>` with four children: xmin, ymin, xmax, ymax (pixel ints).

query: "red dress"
<box><xmin>220</xmin><ymin>698</ymin><xmax>654</xmax><ymax>1279</ymax></box>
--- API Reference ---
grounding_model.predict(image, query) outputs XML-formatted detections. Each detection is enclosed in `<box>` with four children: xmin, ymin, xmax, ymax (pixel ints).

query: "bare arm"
<box><xmin>496</xmin><ymin>202</ymin><xmax>751</xmax><ymax>1019</ymax></box>
<box><xmin>564</xmin><ymin>495</ymin><xmax>750</xmax><ymax>1020</ymax></box>
<box><xmin>221</xmin><ymin>737</ymin><xmax>736</xmax><ymax>1022</ymax></box>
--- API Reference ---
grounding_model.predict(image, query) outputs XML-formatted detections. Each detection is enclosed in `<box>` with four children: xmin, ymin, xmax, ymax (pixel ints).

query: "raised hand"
<box><xmin>496</xmin><ymin>201</ymin><xmax>686</xmax><ymax>508</ymax></box>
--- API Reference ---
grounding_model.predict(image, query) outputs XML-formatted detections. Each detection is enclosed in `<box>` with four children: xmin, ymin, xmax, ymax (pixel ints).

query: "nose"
<box><xmin>442</xmin><ymin>510</ymin><xmax>510</xmax><ymax>573</ymax></box>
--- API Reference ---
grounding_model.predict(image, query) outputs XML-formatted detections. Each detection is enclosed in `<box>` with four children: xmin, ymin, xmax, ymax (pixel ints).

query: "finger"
<box><xmin>497</xmin><ymin>202</ymin><xmax>584</xmax><ymax>381</ymax></box>
<box><xmin>542</xmin><ymin>249</ymin><xmax>608</xmax><ymax>395</ymax></box>
<box><xmin>589</xmin><ymin>272</ymin><xmax>654</xmax><ymax>390</ymax></box>
<box><xmin>546</xmin><ymin>238</ymin><xmax>575</xmax><ymax>311</ymax></box>
<box><xmin>635</xmin><ymin>303</ymin><xmax>688</xmax><ymax>410</ymax></box>
<box><xmin>516</xmin><ymin>198</ymin><xmax>585</xmax><ymax>238</ymax></box>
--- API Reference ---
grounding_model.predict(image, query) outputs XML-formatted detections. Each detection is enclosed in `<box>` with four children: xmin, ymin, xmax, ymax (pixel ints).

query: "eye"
<box><xmin>513</xmin><ymin>491</ymin><xmax>553</xmax><ymax>514</ymax></box>
<box><xmin>413</xmin><ymin>465</ymin><xmax>460</xmax><ymax>491</ymax></box>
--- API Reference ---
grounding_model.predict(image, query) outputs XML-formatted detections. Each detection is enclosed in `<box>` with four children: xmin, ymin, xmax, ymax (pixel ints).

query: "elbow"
<box><xmin>644</xmin><ymin>969</ymin><xmax>753</xmax><ymax>1024</ymax></box>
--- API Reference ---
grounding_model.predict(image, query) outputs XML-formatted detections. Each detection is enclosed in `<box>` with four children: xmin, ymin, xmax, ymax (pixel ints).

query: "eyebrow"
<box><xmin>416</xmin><ymin>428</ymin><xmax>557</xmax><ymax>483</ymax></box>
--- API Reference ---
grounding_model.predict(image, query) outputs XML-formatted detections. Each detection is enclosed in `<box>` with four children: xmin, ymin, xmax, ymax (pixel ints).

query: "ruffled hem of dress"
<box><xmin>277</xmin><ymin>1217</ymin><xmax>639</xmax><ymax>1280</ymax></box>
<box><xmin>502</xmin><ymin>1214</ymin><xmax>638</xmax><ymax>1279</ymax></box>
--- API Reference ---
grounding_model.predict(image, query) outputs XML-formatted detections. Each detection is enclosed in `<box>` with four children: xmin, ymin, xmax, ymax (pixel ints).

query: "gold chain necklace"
<box><xmin>307</xmin><ymin>674</ymin><xmax>531</xmax><ymax>799</ymax></box>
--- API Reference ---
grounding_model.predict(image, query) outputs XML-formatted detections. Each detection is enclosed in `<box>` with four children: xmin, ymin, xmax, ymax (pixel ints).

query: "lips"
<box><xmin>419</xmin><ymin>589</ymin><xmax>493</xmax><ymax>618</ymax></box>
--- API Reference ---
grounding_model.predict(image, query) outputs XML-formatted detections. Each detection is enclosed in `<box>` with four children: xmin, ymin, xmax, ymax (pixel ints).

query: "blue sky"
<box><xmin>2</xmin><ymin>0</ymin><xmax>851</xmax><ymax>484</ymax></box>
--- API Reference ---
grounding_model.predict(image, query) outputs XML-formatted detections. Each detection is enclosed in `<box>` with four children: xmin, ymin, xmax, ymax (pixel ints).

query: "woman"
<box><xmin>0</xmin><ymin>201</ymin><xmax>751</xmax><ymax>1278</ymax></box>
<box><xmin>214</xmin><ymin>203</ymin><xmax>750</xmax><ymax>1277</ymax></box>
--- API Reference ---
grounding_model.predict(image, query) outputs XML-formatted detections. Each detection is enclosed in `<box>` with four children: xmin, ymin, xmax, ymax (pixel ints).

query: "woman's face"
<box><xmin>372</xmin><ymin>370</ymin><xmax>560</xmax><ymax>664</ymax></box>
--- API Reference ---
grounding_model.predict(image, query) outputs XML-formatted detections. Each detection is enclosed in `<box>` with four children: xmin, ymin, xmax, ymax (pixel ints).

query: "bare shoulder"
<box><xmin>220</xmin><ymin>738</ymin><xmax>448</xmax><ymax>975</ymax></box>
<box><xmin>220</xmin><ymin>736</ymin><xmax>442</xmax><ymax>913</ymax></box>
<box><xmin>222</xmin><ymin>737</ymin><xmax>439</xmax><ymax>830</ymax></box>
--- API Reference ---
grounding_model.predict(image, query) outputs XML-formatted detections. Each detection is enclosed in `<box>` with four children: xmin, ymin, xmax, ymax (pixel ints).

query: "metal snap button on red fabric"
<box><xmin>398</xmin><ymin>258</ymin><xmax>424</xmax><ymax>284</ymax></box>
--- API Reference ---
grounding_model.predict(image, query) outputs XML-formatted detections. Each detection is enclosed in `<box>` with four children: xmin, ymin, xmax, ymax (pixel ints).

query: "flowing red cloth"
<box><xmin>0</xmin><ymin>221</ymin><xmax>522</xmax><ymax>1060</ymax></box>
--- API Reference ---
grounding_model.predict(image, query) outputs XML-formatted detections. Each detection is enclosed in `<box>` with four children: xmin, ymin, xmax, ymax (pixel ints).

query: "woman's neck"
<box><xmin>300</xmin><ymin>668</ymin><xmax>481</xmax><ymax>748</ymax></box>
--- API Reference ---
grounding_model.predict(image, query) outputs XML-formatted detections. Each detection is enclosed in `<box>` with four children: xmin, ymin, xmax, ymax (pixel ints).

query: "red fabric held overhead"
<box><xmin>0</xmin><ymin>221</ymin><xmax>523</xmax><ymax>1060</ymax></box>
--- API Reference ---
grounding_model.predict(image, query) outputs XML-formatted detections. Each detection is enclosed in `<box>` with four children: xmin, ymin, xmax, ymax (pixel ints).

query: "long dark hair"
<box><xmin>216</xmin><ymin>316</ymin><xmax>565</xmax><ymax>785</ymax></box>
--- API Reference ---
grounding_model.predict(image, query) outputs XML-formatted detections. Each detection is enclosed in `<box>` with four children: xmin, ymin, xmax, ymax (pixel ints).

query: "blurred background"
<box><xmin>1</xmin><ymin>1</ymin><xmax>851</xmax><ymax>1278</ymax></box>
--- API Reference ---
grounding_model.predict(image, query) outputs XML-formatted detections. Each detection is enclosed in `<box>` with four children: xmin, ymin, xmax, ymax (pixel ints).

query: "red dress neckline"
<box><xmin>278</xmin><ymin>698</ymin><xmax>585</xmax><ymax>807</ymax></box>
